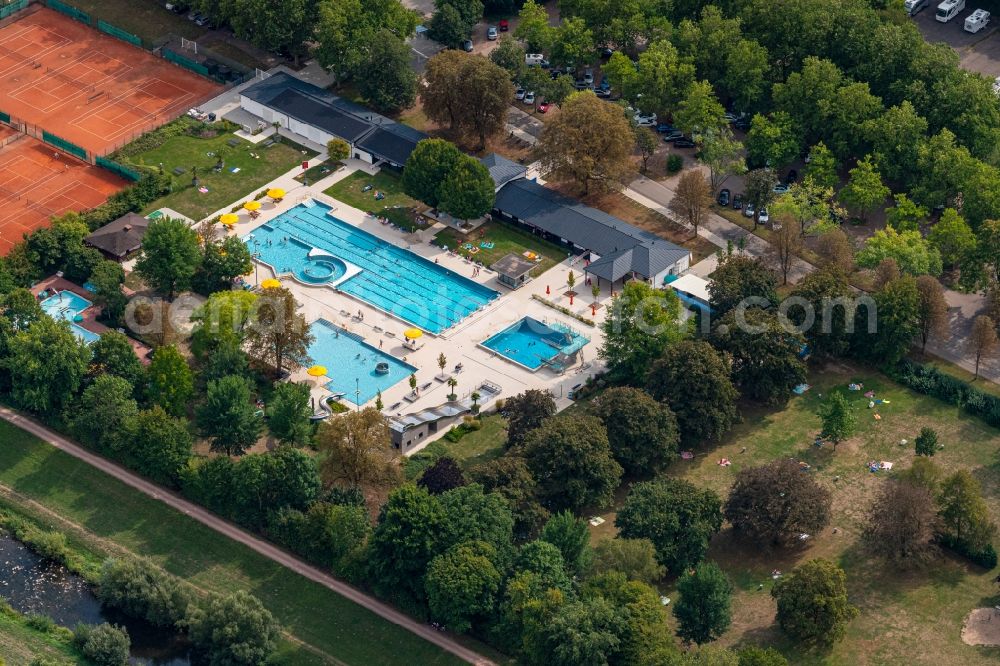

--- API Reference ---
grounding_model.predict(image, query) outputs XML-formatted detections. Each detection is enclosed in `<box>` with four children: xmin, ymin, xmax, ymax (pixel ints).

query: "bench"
<box><xmin>227</xmin><ymin>138</ymin><xmax>241</xmax><ymax>147</ymax></box>
<box><xmin>261</xmin><ymin>139</ymin><xmax>275</xmax><ymax>148</ymax></box>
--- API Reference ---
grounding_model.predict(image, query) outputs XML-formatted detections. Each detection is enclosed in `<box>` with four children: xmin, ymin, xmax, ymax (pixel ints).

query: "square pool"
<box><xmin>307</xmin><ymin>319</ymin><xmax>416</xmax><ymax>405</ymax></box>
<box><xmin>480</xmin><ymin>316</ymin><xmax>589</xmax><ymax>371</ymax></box>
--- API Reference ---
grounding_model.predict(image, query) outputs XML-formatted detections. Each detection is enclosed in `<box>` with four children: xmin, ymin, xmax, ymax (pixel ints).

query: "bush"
<box><xmin>889</xmin><ymin>360</ymin><xmax>1000</xmax><ymax>428</ymax></box>
<box><xmin>667</xmin><ymin>154</ymin><xmax>684</xmax><ymax>173</ymax></box>
<box><xmin>73</xmin><ymin>623</ymin><xmax>130</xmax><ymax>666</ymax></box>
<box><xmin>26</xmin><ymin>614</ymin><xmax>57</xmax><ymax>633</ymax></box>
<box><xmin>939</xmin><ymin>535</ymin><xmax>998</xmax><ymax>569</ymax></box>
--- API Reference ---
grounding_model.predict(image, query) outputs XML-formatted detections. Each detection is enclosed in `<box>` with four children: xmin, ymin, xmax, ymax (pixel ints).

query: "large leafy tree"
<box><xmin>862</xmin><ymin>479</ymin><xmax>938</xmax><ymax>564</ymax></box>
<box><xmin>244</xmin><ymin>286</ymin><xmax>313</xmax><ymax>378</ymax></box>
<box><xmin>938</xmin><ymin>470</ymin><xmax>997</xmax><ymax>552</ymax></box>
<box><xmin>438</xmin><ymin>156</ymin><xmax>496</xmax><ymax>220</ymax></box>
<box><xmin>725</xmin><ymin>459</ymin><xmax>832</xmax><ymax>547</ymax></box>
<box><xmin>927</xmin><ymin>208</ymin><xmax>976</xmax><ymax>270</ymax></box>
<box><xmin>711</xmin><ymin>308</ymin><xmax>806</xmax><ymax>406</ymax></box>
<box><xmin>132</xmin><ymin>406</ymin><xmax>194</xmax><ymax>486</ymax></box>
<box><xmin>539</xmin><ymin>511</ymin><xmax>591</xmax><ymax>577</ymax></box>
<box><xmin>589</xmin><ymin>387</ymin><xmax>679</xmax><ymax>476</ymax></box>
<box><xmin>425</xmin><ymin>540</ymin><xmax>501</xmax><ymax>633</ymax></box>
<box><xmin>502</xmin><ymin>389</ymin><xmax>556</xmax><ymax>449</ymax></box>
<box><xmin>471</xmin><ymin>456</ymin><xmax>549</xmax><ymax>538</ymax></box>
<box><xmin>186</xmin><ymin>590</ymin><xmax>280</xmax><ymax>666</ymax></box>
<box><xmin>646</xmin><ymin>340</ymin><xmax>739</xmax><ymax>447</ymax></box>
<box><xmin>673</xmin><ymin>561</ymin><xmax>733</xmax><ymax>645</ymax></box>
<box><xmin>315</xmin><ymin>407</ymin><xmax>401</xmax><ymax>494</ymax></box>
<box><xmin>314</xmin><ymin>0</ymin><xmax>418</xmax><ymax>82</ymax></box>
<box><xmin>195</xmin><ymin>236</ymin><xmax>253</xmax><ymax>296</ymax></box>
<box><xmin>421</xmin><ymin>52</ymin><xmax>513</xmax><ymax>149</ymax></box>
<box><xmin>746</xmin><ymin>111</ymin><xmax>802</xmax><ymax>169</ymax></box>
<box><xmin>772</xmin><ymin>559</ymin><xmax>858</xmax><ymax>646</ymax></box>
<box><xmin>915</xmin><ymin>275</ymin><xmax>948</xmax><ymax>354</ymax></box>
<box><xmin>856</xmin><ymin>227</ymin><xmax>942</xmax><ymax>276</ymax></box>
<box><xmin>820</xmin><ymin>81</ymin><xmax>883</xmax><ymax>161</ymax></box>
<box><xmin>862</xmin><ymin>101</ymin><xmax>928</xmax><ymax>183</ymax></box>
<box><xmin>514</xmin><ymin>0</ymin><xmax>554</xmax><ymax>53</ymax></box>
<box><xmin>403</xmin><ymin>139</ymin><xmax>463</xmax><ymax>207</ymax></box>
<box><xmin>418</xmin><ymin>456</ymin><xmax>467</xmax><ymax>495</ymax></box>
<box><xmin>225</xmin><ymin>0</ymin><xmax>318</xmax><ymax>66</ymax></box>
<box><xmin>134</xmin><ymin>217</ymin><xmax>201</xmax><ymax>299</ymax></box>
<box><xmin>743</xmin><ymin>167</ymin><xmax>778</xmax><ymax>229</ymax></box>
<box><xmin>266</xmin><ymin>381</ymin><xmax>312</xmax><ymax>446</ymax></box>
<box><xmin>89</xmin><ymin>260</ymin><xmax>128</xmax><ymax>326</ymax></box>
<box><xmin>804</xmin><ymin>141</ymin><xmax>839</xmax><ymax>190</ymax></box>
<box><xmin>599</xmin><ymin>281</ymin><xmax>685</xmax><ymax>381</ymax></box>
<box><xmin>356</xmin><ymin>28</ymin><xmax>418</xmax><ymax>112</ymax></box>
<box><xmin>670</xmin><ymin>170</ymin><xmax>712</xmax><ymax>237</ymax></box>
<box><xmin>615</xmin><ymin>478</ymin><xmax>723</xmax><ymax>574</ymax></box>
<box><xmin>489</xmin><ymin>37</ymin><xmax>525</xmax><ymax>81</ymax></box>
<box><xmin>589</xmin><ymin>538</ymin><xmax>664</xmax><ymax>584</ymax></box>
<box><xmin>674</xmin><ymin>80</ymin><xmax>726</xmax><ymax>143</ymax></box>
<box><xmin>146</xmin><ymin>345</ymin><xmax>194</xmax><ymax>418</ymax></box>
<box><xmin>852</xmin><ymin>275</ymin><xmax>920</xmax><ymax>366</ymax></box>
<box><xmin>523</xmin><ymin>414</ymin><xmax>622</xmax><ymax>512</ymax></box>
<box><xmin>71</xmin><ymin>374</ymin><xmax>139</xmax><ymax>453</ymax></box>
<box><xmin>789</xmin><ymin>268</ymin><xmax>853</xmax><ymax>359</ymax></box>
<box><xmin>708</xmin><ymin>253</ymin><xmax>777</xmax><ymax>314</ymax></box>
<box><xmin>8</xmin><ymin>317</ymin><xmax>90</xmax><ymax>413</ymax></box>
<box><xmin>89</xmin><ymin>330</ymin><xmax>143</xmax><ymax>388</ymax></box>
<box><xmin>196</xmin><ymin>375</ymin><xmax>262</xmax><ymax>456</ymax></box>
<box><xmin>700</xmin><ymin>128</ymin><xmax>746</xmax><ymax>192</ymax></box>
<box><xmin>438</xmin><ymin>483</ymin><xmax>515</xmax><ymax>557</ymax></box>
<box><xmin>838</xmin><ymin>156</ymin><xmax>889</xmax><ymax>224</ymax></box>
<box><xmin>190</xmin><ymin>290</ymin><xmax>258</xmax><ymax>359</ymax></box>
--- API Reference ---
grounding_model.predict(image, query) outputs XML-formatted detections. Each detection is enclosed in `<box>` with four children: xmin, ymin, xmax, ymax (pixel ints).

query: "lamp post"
<box><xmin>355</xmin><ymin>378</ymin><xmax>360</xmax><ymax>412</ymax></box>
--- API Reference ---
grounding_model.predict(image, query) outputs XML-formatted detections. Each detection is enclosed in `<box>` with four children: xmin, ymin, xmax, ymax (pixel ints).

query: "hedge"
<box><xmin>888</xmin><ymin>359</ymin><xmax>1000</xmax><ymax>429</ymax></box>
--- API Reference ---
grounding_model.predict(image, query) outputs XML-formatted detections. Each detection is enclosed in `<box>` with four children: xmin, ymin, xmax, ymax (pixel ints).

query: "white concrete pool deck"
<box><xmin>215</xmin><ymin>161</ymin><xmax>611</xmax><ymax>452</ymax></box>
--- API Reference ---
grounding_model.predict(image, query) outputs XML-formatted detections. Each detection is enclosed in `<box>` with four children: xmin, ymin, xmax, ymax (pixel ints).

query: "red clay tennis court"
<box><xmin>0</xmin><ymin>7</ymin><xmax>222</xmax><ymax>155</ymax></box>
<box><xmin>0</xmin><ymin>137</ymin><xmax>126</xmax><ymax>253</ymax></box>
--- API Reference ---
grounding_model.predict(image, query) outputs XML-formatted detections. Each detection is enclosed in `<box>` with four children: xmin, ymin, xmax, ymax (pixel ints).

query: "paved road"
<box><xmin>0</xmin><ymin>406</ymin><xmax>495</xmax><ymax>666</ymax></box>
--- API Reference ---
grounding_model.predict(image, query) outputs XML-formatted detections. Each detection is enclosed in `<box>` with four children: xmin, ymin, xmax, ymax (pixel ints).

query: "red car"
<box><xmin>536</xmin><ymin>101</ymin><xmax>551</xmax><ymax>113</ymax></box>
<box><xmin>498</xmin><ymin>19</ymin><xmax>509</xmax><ymax>31</ymax></box>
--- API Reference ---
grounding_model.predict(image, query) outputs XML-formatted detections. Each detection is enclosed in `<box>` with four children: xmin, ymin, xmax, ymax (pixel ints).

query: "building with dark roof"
<box><xmin>239</xmin><ymin>71</ymin><xmax>428</xmax><ymax>166</ymax></box>
<box><xmin>492</xmin><ymin>178</ymin><xmax>690</xmax><ymax>285</ymax></box>
<box><xmin>492</xmin><ymin>252</ymin><xmax>537</xmax><ymax>289</ymax></box>
<box><xmin>84</xmin><ymin>212</ymin><xmax>149</xmax><ymax>260</ymax></box>
<box><xmin>480</xmin><ymin>153</ymin><xmax>527</xmax><ymax>191</ymax></box>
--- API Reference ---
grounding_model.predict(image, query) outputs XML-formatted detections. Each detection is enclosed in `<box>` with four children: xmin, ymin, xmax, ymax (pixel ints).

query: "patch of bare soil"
<box><xmin>962</xmin><ymin>608</ymin><xmax>1000</xmax><ymax>646</ymax></box>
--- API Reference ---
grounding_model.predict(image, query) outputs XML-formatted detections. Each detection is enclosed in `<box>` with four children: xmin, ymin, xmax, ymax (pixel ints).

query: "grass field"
<box><xmin>404</xmin><ymin>414</ymin><xmax>508</xmax><ymax>480</ymax></box>
<box><xmin>0</xmin><ymin>610</ymin><xmax>80</xmax><ymax>665</ymax></box>
<box><xmin>434</xmin><ymin>222</ymin><xmax>566</xmax><ymax>275</ymax></box>
<box><xmin>324</xmin><ymin>170</ymin><xmax>423</xmax><ymax>213</ymax></box>
<box><xmin>0</xmin><ymin>422</ymin><xmax>467</xmax><ymax>666</ymax></box>
<box><xmin>128</xmin><ymin>131</ymin><xmax>309</xmax><ymax>221</ymax></box>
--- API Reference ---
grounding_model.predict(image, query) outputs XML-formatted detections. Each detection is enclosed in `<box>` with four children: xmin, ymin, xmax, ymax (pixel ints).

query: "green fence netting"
<box><xmin>45</xmin><ymin>0</ymin><xmax>90</xmax><ymax>24</ymax></box>
<box><xmin>97</xmin><ymin>19</ymin><xmax>142</xmax><ymax>47</ymax></box>
<box><xmin>42</xmin><ymin>131</ymin><xmax>87</xmax><ymax>160</ymax></box>
<box><xmin>0</xmin><ymin>0</ymin><xmax>28</xmax><ymax>20</ymax></box>
<box><xmin>0</xmin><ymin>111</ymin><xmax>10</xmax><ymax>125</ymax></box>
<box><xmin>95</xmin><ymin>156</ymin><xmax>141</xmax><ymax>181</ymax></box>
<box><xmin>163</xmin><ymin>48</ymin><xmax>210</xmax><ymax>78</ymax></box>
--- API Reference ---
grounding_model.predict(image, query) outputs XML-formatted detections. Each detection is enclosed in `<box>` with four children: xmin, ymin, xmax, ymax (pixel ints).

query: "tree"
<box><xmin>708</xmin><ymin>253</ymin><xmax>777</xmax><ymax>314</ymax></box>
<box><xmin>928</xmin><ymin>208</ymin><xmax>976</xmax><ymax>269</ymax></box>
<box><xmin>968</xmin><ymin>315</ymin><xmax>998</xmax><ymax>379</ymax></box>
<box><xmin>425</xmin><ymin>541</ymin><xmax>501</xmax><ymax>633</ymax></box>
<box><xmin>225</xmin><ymin>0</ymin><xmax>317</xmax><ymax>66</ymax></box>
<box><xmin>938</xmin><ymin>470</ymin><xmax>997</xmax><ymax>552</ymax></box>
<box><xmin>746</xmin><ymin>112</ymin><xmax>801</xmax><ymax>169</ymax></box>
<box><xmin>71</xmin><ymin>375</ymin><xmax>138</xmax><ymax>453</ymax></box>
<box><xmin>616</xmin><ymin>478</ymin><xmax>722</xmax><ymax>573</ymax></box>
<box><xmin>605</xmin><ymin>40</ymin><xmax>694</xmax><ymax>116</ymax></box>
<box><xmin>772</xmin><ymin>179</ymin><xmax>836</xmax><ymax>238</ymax></box>
<box><xmin>711</xmin><ymin>308</ymin><xmax>806</xmax><ymax>406</ymax></box>
<box><xmin>438</xmin><ymin>156</ymin><xmax>496</xmax><ymax>220</ymax></box>
<box><xmin>514</xmin><ymin>0</ymin><xmax>554</xmax><ymax>52</ymax></box>
<box><xmin>523</xmin><ymin>414</ymin><xmax>622</xmax><ymax>512</ymax></box>
<box><xmin>489</xmin><ymin>37</ymin><xmax>525</xmax><ymax>81</ymax></box>
<box><xmin>673</xmin><ymin>562</ymin><xmax>732</xmax><ymax>645</ymax></box>
<box><xmin>190</xmin><ymin>290</ymin><xmax>258</xmax><ymax>358</ymax></box>
<box><xmin>97</xmin><ymin>557</ymin><xmax>192</xmax><ymax>628</ymax></box>
<box><xmin>674</xmin><ymin>81</ymin><xmax>726</xmax><ymax>143</ymax></box>
<box><xmin>73</xmin><ymin>623</ymin><xmax>130</xmax><ymax>666</ymax></box>
<box><xmin>418</xmin><ymin>456</ymin><xmax>467</xmax><ymax>495</ymax></box>
<box><xmin>963</xmin><ymin>218</ymin><xmax>1000</xmax><ymax>291</ymax></box>
<box><xmin>266</xmin><ymin>381</ymin><xmax>312</xmax><ymax>445</ymax></box>
<box><xmin>314</xmin><ymin>0</ymin><xmax>418</xmax><ymax>83</ymax></box>
<box><xmin>862</xmin><ymin>101</ymin><xmax>928</xmax><ymax>183</ymax></box>
<box><xmin>635</xmin><ymin>127</ymin><xmax>658</xmax><ymax>174</ymax></box>
<box><xmin>838</xmin><ymin>156</ymin><xmax>888</xmax><ymax>223</ymax></box>
<box><xmin>326</xmin><ymin>138</ymin><xmax>349</xmax><ymax>162</ymax></box>
<box><xmin>8</xmin><ymin>317</ymin><xmax>89</xmax><ymax>413</ymax></box>
<box><xmin>196</xmin><ymin>375</ymin><xmax>261</xmax><ymax>456</ymax></box>
<box><xmin>804</xmin><ymin>142</ymin><xmax>839</xmax><ymax>190</ymax></box>
<box><xmin>856</xmin><ymin>227</ymin><xmax>942</xmax><ymax>276</ymax></box>
<box><xmin>315</xmin><ymin>407</ymin><xmax>401</xmax><ymax>494</ymax></box>
<box><xmin>885</xmin><ymin>194</ymin><xmax>928</xmax><ymax>233</ymax></box>
<box><xmin>356</xmin><ymin>29</ymin><xmax>417</xmax><ymax>112</ymax></box>
<box><xmin>195</xmin><ymin>236</ymin><xmax>252</xmax><ymax>295</ymax></box>
<box><xmin>540</xmin><ymin>511</ymin><xmax>591</xmax><ymax>576</ymax></box>
<box><xmin>134</xmin><ymin>217</ymin><xmax>201</xmax><ymax>299</ymax></box>
<box><xmin>186</xmin><ymin>590</ymin><xmax>279</xmax><ymax>666</ymax></box>
<box><xmin>471</xmin><ymin>456</ymin><xmax>549</xmax><ymax>538</ymax></box>
<box><xmin>854</xmin><ymin>275</ymin><xmax>920</xmax><ymax>366</ymax></box>
<box><xmin>670</xmin><ymin>170</ymin><xmax>712</xmax><ymax>238</ymax></box>
<box><xmin>646</xmin><ymin>340</ymin><xmax>740</xmax><ymax>447</ymax></box>
<box><xmin>725</xmin><ymin>459</ymin><xmax>832</xmax><ymax>547</ymax></box>
<box><xmin>403</xmin><ymin>139</ymin><xmax>463</xmax><ymax>207</ymax></box>
<box><xmin>915</xmin><ymin>427</ymin><xmax>938</xmax><ymax>457</ymax></box>
<box><xmin>503</xmin><ymin>389</ymin><xmax>556</xmax><ymax>449</ymax></box>
<box><xmin>815</xmin><ymin>228</ymin><xmax>854</xmax><ymax>273</ymax></box>
<box><xmin>819</xmin><ymin>392</ymin><xmax>857</xmax><ymax>449</ymax></box>
<box><xmin>132</xmin><ymin>407</ymin><xmax>193</xmax><ymax>486</ymax></box>
<box><xmin>915</xmin><ymin>275</ymin><xmax>948</xmax><ymax>354</ymax></box>
<box><xmin>599</xmin><ymin>281</ymin><xmax>684</xmax><ymax>381</ymax></box>
<box><xmin>145</xmin><ymin>345</ymin><xmax>193</xmax><ymax>417</ymax></box>
<box><xmin>743</xmin><ymin>167</ymin><xmax>777</xmax><ymax>229</ymax></box>
<box><xmin>737</xmin><ymin>646</ymin><xmax>789</xmax><ymax>666</ymax></box>
<box><xmin>590</xmin><ymin>387</ymin><xmax>679</xmax><ymax>476</ymax></box>
<box><xmin>788</xmin><ymin>268</ymin><xmax>853</xmax><ymax>359</ymax></box>
<box><xmin>821</xmin><ymin>82</ymin><xmax>883</xmax><ymax>161</ymax></box>
<box><xmin>589</xmin><ymin>538</ymin><xmax>665</xmax><ymax>584</ymax></box>
<box><xmin>89</xmin><ymin>260</ymin><xmax>127</xmax><ymax>326</ymax></box>
<box><xmin>89</xmin><ymin>331</ymin><xmax>143</xmax><ymax>387</ymax></box>
<box><xmin>772</xmin><ymin>559</ymin><xmax>857</xmax><ymax>646</ymax></box>
<box><xmin>428</xmin><ymin>3</ymin><xmax>471</xmax><ymax>48</ymax></box>
<box><xmin>701</xmin><ymin>128</ymin><xmax>746</xmax><ymax>192</ymax></box>
<box><xmin>537</xmin><ymin>91</ymin><xmax>634</xmax><ymax>195</ymax></box>
<box><xmin>768</xmin><ymin>216</ymin><xmax>802</xmax><ymax>285</ymax></box>
<box><xmin>421</xmin><ymin>52</ymin><xmax>513</xmax><ymax>149</ymax></box>
<box><xmin>863</xmin><ymin>479</ymin><xmax>938</xmax><ymax>564</ymax></box>
<box><xmin>244</xmin><ymin>286</ymin><xmax>313</xmax><ymax>378</ymax></box>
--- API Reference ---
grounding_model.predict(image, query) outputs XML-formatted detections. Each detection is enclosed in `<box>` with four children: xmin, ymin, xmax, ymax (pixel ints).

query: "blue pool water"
<box><xmin>481</xmin><ymin>316</ymin><xmax>589</xmax><ymax>371</ymax></box>
<box><xmin>307</xmin><ymin>319</ymin><xmax>416</xmax><ymax>405</ymax></box>
<box><xmin>245</xmin><ymin>202</ymin><xmax>498</xmax><ymax>333</ymax></box>
<box><xmin>39</xmin><ymin>292</ymin><xmax>100</xmax><ymax>344</ymax></box>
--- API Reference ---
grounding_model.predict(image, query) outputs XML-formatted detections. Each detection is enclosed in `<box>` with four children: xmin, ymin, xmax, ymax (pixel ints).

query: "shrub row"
<box><xmin>938</xmin><ymin>534</ymin><xmax>998</xmax><ymax>569</ymax></box>
<box><xmin>81</xmin><ymin>173</ymin><xmax>172</xmax><ymax>231</ymax></box>
<box><xmin>888</xmin><ymin>360</ymin><xmax>1000</xmax><ymax>428</ymax></box>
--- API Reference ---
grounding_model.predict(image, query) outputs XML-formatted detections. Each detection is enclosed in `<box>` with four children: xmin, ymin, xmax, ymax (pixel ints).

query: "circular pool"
<box><xmin>297</xmin><ymin>257</ymin><xmax>347</xmax><ymax>284</ymax></box>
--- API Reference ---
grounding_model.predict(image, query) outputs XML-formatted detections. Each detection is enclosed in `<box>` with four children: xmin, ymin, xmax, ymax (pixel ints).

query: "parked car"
<box><xmin>904</xmin><ymin>0</ymin><xmax>928</xmax><ymax>14</ymax></box>
<box><xmin>758</xmin><ymin>208</ymin><xmax>770</xmax><ymax>224</ymax></box>
<box><xmin>499</xmin><ymin>19</ymin><xmax>509</xmax><ymax>31</ymax></box>
<box><xmin>634</xmin><ymin>112</ymin><xmax>657</xmax><ymax>126</ymax></box>
<box><xmin>599</xmin><ymin>47</ymin><xmax>614</xmax><ymax>59</ymax></box>
<box><xmin>524</xmin><ymin>91</ymin><xmax>536</xmax><ymax>105</ymax></box>
<box><xmin>515</xmin><ymin>87</ymin><xmax>526</xmax><ymax>100</ymax></box>
<box><xmin>732</xmin><ymin>193</ymin><xmax>744</xmax><ymax>210</ymax></box>
<box><xmin>165</xmin><ymin>3</ymin><xmax>188</xmax><ymax>14</ymax></box>
<box><xmin>655</xmin><ymin>123</ymin><xmax>676</xmax><ymax>133</ymax></box>
<box><xmin>537</xmin><ymin>100</ymin><xmax>551</xmax><ymax>113</ymax></box>
<box><xmin>661</xmin><ymin>130</ymin><xmax>683</xmax><ymax>142</ymax></box>
<box><xmin>785</xmin><ymin>169</ymin><xmax>798</xmax><ymax>184</ymax></box>
<box><xmin>461</xmin><ymin>39</ymin><xmax>474</xmax><ymax>52</ymax></box>
<box><xmin>744</xmin><ymin>202</ymin><xmax>755</xmax><ymax>218</ymax></box>
<box><xmin>718</xmin><ymin>188</ymin><xmax>731</xmax><ymax>206</ymax></box>
<box><xmin>583</xmin><ymin>68</ymin><xmax>594</xmax><ymax>85</ymax></box>
<box><xmin>733</xmin><ymin>116</ymin><xmax>751</xmax><ymax>131</ymax></box>
<box><xmin>673</xmin><ymin>137</ymin><xmax>696</xmax><ymax>148</ymax></box>
<box><xmin>188</xmin><ymin>10</ymin><xmax>204</xmax><ymax>21</ymax></box>
<box><xmin>525</xmin><ymin>53</ymin><xmax>546</xmax><ymax>66</ymax></box>
<box><xmin>773</xmin><ymin>183</ymin><xmax>790</xmax><ymax>194</ymax></box>
<box><xmin>487</xmin><ymin>25</ymin><xmax>498</xmax><ymax>40</ymax></box>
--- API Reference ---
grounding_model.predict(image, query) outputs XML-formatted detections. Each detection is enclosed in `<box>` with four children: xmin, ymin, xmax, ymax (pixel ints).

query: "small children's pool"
<box><xmin>39</xmin><ymin>291</ymin><xmax>100</xmax><ymax>344</ymax></box>
<box><xmin>480</xmin><ymin>316</ymin><xmax>589</xmax><ymax>371</ymax></box>
<box><xmin>307</xmin><ymin>319</ymin><xmax>416</xmax><ymax>405</ymax></box>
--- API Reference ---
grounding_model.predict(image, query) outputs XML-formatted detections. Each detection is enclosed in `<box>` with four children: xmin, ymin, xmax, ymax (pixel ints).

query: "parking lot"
<box><xmin>911</xmin><ymin>1</ymin><xmax>1000</xmax><ymax>77</ymax></box>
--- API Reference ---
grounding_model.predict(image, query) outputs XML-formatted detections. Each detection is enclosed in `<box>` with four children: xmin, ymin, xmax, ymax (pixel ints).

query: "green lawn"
<box><xmin>0</xmin><ymin>611</ymin><xmax>80</xmax><ymax>665</ymax></box>
<box><xmin>0</xmin><ymin>422</ymin><xmax>466</xmax><ymax>666</ymax></box>
<box><xmin>404</xmin><ymin>414</ymin><xmax>507</xmax><ymax>480</ymax></box>
<box><xmin>325</xmin><ymin>170</ymin><xmax>422</xmax><ymax>212</ymax></box>
<box><xmin>433</xmin><ymin>221</ymin><xmax>566</xmax><ymax>276</ymax></box>
<box><xmin>127</xmin><ymin>131</ymin><xmax>310</xmax><ymax>221</ymax></box>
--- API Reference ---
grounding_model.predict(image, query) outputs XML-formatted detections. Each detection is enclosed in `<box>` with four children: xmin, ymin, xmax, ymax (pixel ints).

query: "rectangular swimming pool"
<box><xmin>245</xmin><ymin>202</ymin><xmax>498</xmax><ymax>334</ymax></box>
<box><xmin>39</xmin><ymin>291</ymin><xmax>101</xmax><ymax>344</ymax></box>
<box><xmin>307</xmin><ymin>319</ymin><xmax>416</xmax><ymax>405</ymax></box>
<box><xmin>481</xmin><ymin>316</ymin><xmax>589</xmax><ymax>371</ymax></box>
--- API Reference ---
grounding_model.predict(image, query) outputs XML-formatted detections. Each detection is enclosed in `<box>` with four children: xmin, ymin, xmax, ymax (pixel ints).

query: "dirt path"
<box><xmin>0</xmin><ymin>406</ymin><xmax>495</xmax><ymax>666</ymax></box>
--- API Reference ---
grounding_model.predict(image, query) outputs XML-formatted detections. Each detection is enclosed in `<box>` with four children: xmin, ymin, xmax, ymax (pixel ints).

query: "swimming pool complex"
<box><xmin>245</xmin><ymin>202</ymin><xmax>498</xmax><ymax>334</ymax></box>
<box><xmin>307</xmin><ymin>319</ymin><xmax>416</xmax><ymax>405</ymax></box>
<box><xmin>481</xmin><ymin>316</ymin><xmax>589</xmax><ymax>371</ymax></box>
<box><xmin>39</xmin><ymin>291</ymin><xmax>100</xmax><ymax>344</ymax></box>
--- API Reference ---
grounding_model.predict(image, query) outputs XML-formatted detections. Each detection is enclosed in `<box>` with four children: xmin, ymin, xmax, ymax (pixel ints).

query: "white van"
<box><xmin>965</xmin><ymin>8</ymin><xmax>990</xmax><ymax>32</ymax></box>
<box><xmin>525</xmin><ymin>53</ymin><xmax>545</xmax><ymax>66</ymax></box>
<box><xmin>904</xmin><ymin>0</ymin><xmax>928</xmax><ymax>14</ymax></box>
<box><xmin>936</xmin><ymin>0</ymin><xmax>966</xmax><ymax>22</ymax></box>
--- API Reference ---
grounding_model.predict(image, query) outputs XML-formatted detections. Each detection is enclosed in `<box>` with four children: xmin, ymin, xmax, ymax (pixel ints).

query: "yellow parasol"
<box><xmin>243</xmin><ymin>200</ymin><xmax>262</xmax><ymax>211</ymax></box>
<box><xmin>306</xmin><ymin>365</ymin><xmax>328</xmax><ymax>377</ymax></box>
<box><xmin>219</xmin><ymin>213</ymin><xmax>239</xmax><ymax>226</ymax></box>
<box><xmin>267</xmin><ymin>188</ymin><xmax>286</xmax><ymax>200</ymax></box>
<box><xmin>403</xmin><ymin>328</ymin><xmax>423</xmax><ymax>339</ymax></box>
<box><xmin>260</xmin><ymin>278</ymin><xmax>282</xmax><ymax>289</ymax></box>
